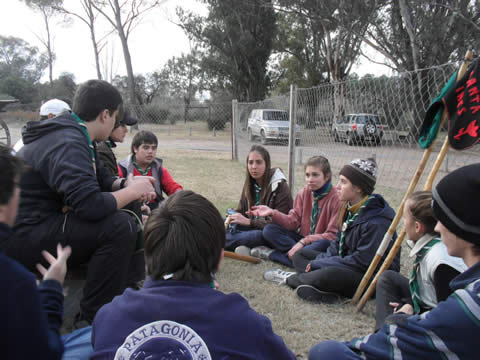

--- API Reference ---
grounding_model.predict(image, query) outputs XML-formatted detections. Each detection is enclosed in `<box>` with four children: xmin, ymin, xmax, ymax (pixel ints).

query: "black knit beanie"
<box><xmin>339</xmin><ymin>158</ymin><xmax>378</xmax><ymax>195</ymax></box>
<box><xmin>432</xmin><ymin>163</ymin><xmax>480</xmax><ymax>244</ymax></box>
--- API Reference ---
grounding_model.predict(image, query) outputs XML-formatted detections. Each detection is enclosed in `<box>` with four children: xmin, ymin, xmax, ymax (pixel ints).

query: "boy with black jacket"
<box><xmin>3</xmin><ymin>80</ymin><xmax>155</xmax><ymax>325</ymax></box>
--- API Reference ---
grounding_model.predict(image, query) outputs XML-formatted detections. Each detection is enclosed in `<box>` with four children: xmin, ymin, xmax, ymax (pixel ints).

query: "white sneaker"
<box><xmin>263</xmin><ymin>269</ymin><xmax>295</xmax><ymax>284</ymax></box>
<box><xmin>250</xmin><ymin>246</ymin><xmax>274</xmax><ymax>260</ymax></box>
<box><xmin>234</xmin><ymin>245</ymin><xmax>251</xmax><ymax>256</ymax></box>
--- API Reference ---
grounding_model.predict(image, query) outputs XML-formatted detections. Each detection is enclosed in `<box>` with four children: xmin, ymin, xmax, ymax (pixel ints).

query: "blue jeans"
<box><xmin>225</xmin><ymin>226</ymin><xmax>264</xmax><ymax>251</ymax></box>
<box><xmin>309</xmin><ymin>341</ymin><xmax>362</xmax><ymax>360</ymax></box>
<box><xmin>262</xmin><ymin>224</ymin><xmax>332</xmax><ymax>268</ymax></box>
<box><xmin>62</xmin><ymin>326</ymin><xmax>93</xmax><ymax>360</ymax></box>
<box><xmin>262</xmin><ymin>224</ymin><xmax>302</xmax><ymax>267</ymax></box>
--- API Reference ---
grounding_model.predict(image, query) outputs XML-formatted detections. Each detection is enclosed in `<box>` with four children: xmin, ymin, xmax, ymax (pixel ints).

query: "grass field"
<box><xmin>7</xmin><ymin>120</ymin><xmax>412</xmax><ymax>358</ymax></box>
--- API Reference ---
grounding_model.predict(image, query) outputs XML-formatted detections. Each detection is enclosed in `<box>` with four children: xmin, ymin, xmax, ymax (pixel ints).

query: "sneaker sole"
<box><xmin>296</xmin><ymin>285</ymin><xmax>341</xmax><ymax>304</ymax></box>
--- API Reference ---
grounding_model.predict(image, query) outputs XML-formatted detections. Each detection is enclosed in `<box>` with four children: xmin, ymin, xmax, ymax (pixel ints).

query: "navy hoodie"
<box><xmin>91</xmin><ymin>278</ymin><xmax>296</xmax><ymax>360</ymax></box>
<box><xmin>0</xmin><ymin>223</ymin><xmax>64</xmax><ymax>359</ymax></box>
<box><xmin>16</xmin><ymin>113</ymin><xmax>117</xmax><ymax>225</ymax></box>
<box><xmin>311</xmin><ymin>194</ymin><xmax>400</xmax><ymax>273</ymax></box>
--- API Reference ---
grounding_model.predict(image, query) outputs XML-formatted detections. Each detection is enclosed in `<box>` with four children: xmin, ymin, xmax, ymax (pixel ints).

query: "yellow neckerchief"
<box><xmin>348</xmin><ymin>195</ymin><xmax>370</xmax><ymax>214</ymax></box>
<box><xmin>337</xmin><ymin>195</ymin><xmax>370</xmax><ymax>228</ymax></box>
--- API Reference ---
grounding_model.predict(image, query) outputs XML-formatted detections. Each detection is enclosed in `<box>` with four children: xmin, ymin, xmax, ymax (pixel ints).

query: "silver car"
<box><xmin>331</xmin><ymin>113</ymin><xmax>387</xmax><ymax>146</ymax></box>
<box><xmin>247</xmin><ymin>109</ymin><xmax>301</xmax><ymax>145</ymax></box>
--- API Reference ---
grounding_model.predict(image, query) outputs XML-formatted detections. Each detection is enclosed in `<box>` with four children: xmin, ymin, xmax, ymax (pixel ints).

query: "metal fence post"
<box><xmin>288</xmin><ymin>84</ymin><xmax>297</xmax><ymax>195</ymax></box>
<box><xmin>232</xmin><ymin>99</ymin><xmax>238</xmax><ymax>161</ymax></box>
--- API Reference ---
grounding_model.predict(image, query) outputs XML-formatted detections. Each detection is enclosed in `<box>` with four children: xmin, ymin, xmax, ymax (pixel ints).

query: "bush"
<box><xmin>140</xmin><ymin>104</ymin><xmax>169</xmax><ymax>124</ymax></box>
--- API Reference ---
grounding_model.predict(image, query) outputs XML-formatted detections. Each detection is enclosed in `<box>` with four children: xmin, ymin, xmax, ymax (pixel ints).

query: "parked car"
<box><xmin>331</xmin><ymin>113</ymin><xmax>388</xmax><ymax>146</ymax></box>
<box><xmin>247</xmin><ymin>109</ymin><xmax>301</xmax><ymax>145</ymax></box>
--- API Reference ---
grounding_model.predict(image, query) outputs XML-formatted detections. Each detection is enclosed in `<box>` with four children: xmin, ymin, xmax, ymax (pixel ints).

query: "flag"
<box><xmin>419</xmin><ymin>58</ymin><xmax>480</xmax><ymax>150</ymax></box>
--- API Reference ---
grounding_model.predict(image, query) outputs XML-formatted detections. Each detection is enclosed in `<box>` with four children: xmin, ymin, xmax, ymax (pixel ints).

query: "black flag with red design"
<box><xmin>444</xmin><ymin>58</ymin><xmax>480</xmax><ymax>150</ymax></box>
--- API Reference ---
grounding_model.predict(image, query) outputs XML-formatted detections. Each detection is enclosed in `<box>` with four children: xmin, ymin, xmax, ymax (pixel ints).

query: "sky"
<box><xmin>0</xmin><ymin>0</ymin><xmax>391</xmax><ymax>84</ymax></box>
<box><xmin>0</xmin><ymin>0</ymin><xmax>206</xmax><ymax>83</ymax></box>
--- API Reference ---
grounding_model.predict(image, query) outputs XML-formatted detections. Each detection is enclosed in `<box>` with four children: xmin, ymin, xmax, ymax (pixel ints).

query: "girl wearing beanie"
<box><xmin>286</xmin><ymin>157</ymin><xmax>400</xmax><ymax>303</ymax></box>
<box><xmin>247</xmin><ymin>156</ymin><xmax>341</xmax><ymax>268</ymax></box>
<box><xmin>308</xmin><ymin>163</ymin><xmax>480</xmax><ymax>360</ymax></box>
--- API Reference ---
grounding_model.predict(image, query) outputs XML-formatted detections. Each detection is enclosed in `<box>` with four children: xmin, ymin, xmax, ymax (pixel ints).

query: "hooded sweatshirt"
<box><xmin>311</xmin><ymin>194</ymin><xmax>400</xmax><ymax>273</ymax></box>
<box><xmin>16</xmin><ymin>113</ymin><xmax>117</xmax><ymax>225</ymax></box>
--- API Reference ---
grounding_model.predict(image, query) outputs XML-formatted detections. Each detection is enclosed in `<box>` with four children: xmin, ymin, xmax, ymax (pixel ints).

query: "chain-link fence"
<box><xmin>233</xmin><ymin>62</ymin><xmax>480</xmax><ymax>202</ymax></box>
<box><xmin>127</xmin><ymin>100</ymin><xmax>232</xmax><ymax>133</ymax></box>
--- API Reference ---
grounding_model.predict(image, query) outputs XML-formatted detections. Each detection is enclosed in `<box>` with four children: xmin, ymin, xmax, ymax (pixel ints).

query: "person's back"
<box><xmin>0</xmin><ymin>145</ymin><xmax>71</xmax><ymax>360</ymax></box>
<box><xmin>91</xmin><ymin>190</ymin><xmax>295</xmax><ymax>360</ymax></box>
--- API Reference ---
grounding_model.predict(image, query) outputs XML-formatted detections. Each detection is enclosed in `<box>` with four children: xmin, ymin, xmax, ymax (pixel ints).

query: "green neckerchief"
<box><xmin>254</xmin><ymin>182</ymin><xmax>262</xmax><ymax>205</ymax></box>
<box><xmin>338</xmin><ymin>195</ymin><xmax>374</xmax><ymax>257</ymax></box>
<box><xmin>310</xmin><ymin>181</ymin><xmax>332</xmax><ymax>235</ymax></box>
<box><xmin>409</xmin><ymin>237</ymin><xmax>441</xmax><ymax>313</ymax></box>
<box><xmin>132</xmin><ymin>155</ymin><xmax>153</xmax><ymax>176</ymax></box>
<box><xmin>72</xmin><ymin>112</ymin><xmax>96</xmax><ymax>173</ymax></box>
<box><xmin>105</xmin><ymin>139</ymin><xmax>114</xmax><ymax>149</ymax></box>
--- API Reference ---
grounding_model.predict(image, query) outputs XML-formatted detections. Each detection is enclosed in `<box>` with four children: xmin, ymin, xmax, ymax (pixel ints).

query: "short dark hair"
<box><xmin>72</xmin><ymin>80</ymin><xmax>123</xmax><ymax>122</ymax></box>
<box><xmin>0</xmin><ymin>145</ymin><xmax>24</xmax><ymax>205</ymax></box>
<box><xmin>144</xmin><ymin>190</ymin><xmax>225</xmax><ymax>283</ymax></box>
<box><xmin>304</xmin><ymin>155</ymin><xmax>332</xmax><ymax>180</ymax></box>
<box><xmin>131</xmin><ymin>130</ymin><xmax>158</xmax><ymax>153</ymax></box>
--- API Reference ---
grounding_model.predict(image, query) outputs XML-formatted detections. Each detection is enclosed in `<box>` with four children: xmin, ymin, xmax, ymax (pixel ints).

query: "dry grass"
<box><xmin>113</xmin><ymin>132</ymin><xmax>408</xmax><ymax>359</ymax></box>
<box><xmin>7</xmin><ymin>121</ymin><xmax>411</xmax><ymax>358</ymax></box>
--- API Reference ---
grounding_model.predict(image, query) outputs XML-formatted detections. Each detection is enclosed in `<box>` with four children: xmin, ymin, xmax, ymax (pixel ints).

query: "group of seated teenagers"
<box><xmin>226</xmin><ymin>147</ymin><xmax>400</xmax><ymax>302</ymax></box>
<box><xmin>0</xmin><ymin>78</ymin><xmax>478</xmax><ymax>359</ymax></box>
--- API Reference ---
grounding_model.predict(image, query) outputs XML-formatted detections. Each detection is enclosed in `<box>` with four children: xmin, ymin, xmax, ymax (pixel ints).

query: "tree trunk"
<box><xmin>85</xmin><ymin>0</ymin><xmax>102</xmax><ymax>80</ymax></box>
<box><xmin>113</xmin><ymin>0</ymin><xmax>136</xmax><ymax>105</ymax></box>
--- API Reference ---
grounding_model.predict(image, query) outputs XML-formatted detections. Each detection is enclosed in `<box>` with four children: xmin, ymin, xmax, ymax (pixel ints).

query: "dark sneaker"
<box><xmin>295</xmin><ymin>285</ymin><xmax>341</xmax><ymax>304</ymax></box>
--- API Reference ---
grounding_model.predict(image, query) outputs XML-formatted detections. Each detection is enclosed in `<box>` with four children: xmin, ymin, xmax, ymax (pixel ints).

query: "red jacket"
<box><xmin>272</xmin><ymin>185</ymin><xmax>340</xmax><ymax>244</ymax></box>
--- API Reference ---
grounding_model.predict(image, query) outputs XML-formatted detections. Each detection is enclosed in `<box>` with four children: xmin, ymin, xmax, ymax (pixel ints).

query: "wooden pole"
<box><xmin>224</xmin><ymin>250</ymin><xmax>261</xmax><ymax>264</ymax></box>
<box><xmin>353</xmin><ymin>50</ymin><xmax>473</xmax><ymax>311</ymax></box>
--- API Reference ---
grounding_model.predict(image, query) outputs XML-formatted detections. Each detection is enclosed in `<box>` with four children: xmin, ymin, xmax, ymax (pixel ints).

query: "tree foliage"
<box><xmin>365</xmin><ymin>0</ymin><xmax>480</xmax><ymax>72</ymax></box>
<box><xmin>177</xmin><ymin>0</ymin><xmax>277</xmax><ymax>102</ymax></box>
<box><xmin>0</xmin><ymin>35</ymin><xmax>48</xmax><ymax>102</ymax></box>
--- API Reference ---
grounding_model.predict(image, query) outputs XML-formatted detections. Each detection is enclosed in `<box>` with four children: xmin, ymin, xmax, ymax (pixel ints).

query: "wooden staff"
<box><xmin>353</xmin><ymin>50</ymin><xmax>473</xmax><ymax>311</ymax></box>
<box><xmin>224</xmin><ymin>216</ymin><xmax>261</xmax><ymax>264</ymax></box>
<box><xmin>224</xmin><ymin>250</ymin><xmax>261</xmax><ymax>264</ymax></box>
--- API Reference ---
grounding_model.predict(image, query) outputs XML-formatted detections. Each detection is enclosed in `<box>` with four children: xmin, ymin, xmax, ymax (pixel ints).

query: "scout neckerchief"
<box><xmin>338</xmin><ymin>195</ymin><xmax>373</xmax><ymax>257</ymax></box>
<box><xmin>105</xmin><ymin>139</ymin><xmax>114</xmax><ymax>149</ymax></box>
<box><xmin>310</xmin><ymin>181</ymin><xmax>332</xmax><ymax>235</ymax></box>
<box><xmin>254</xmin><ymin>182</ymin><xmax>262</xmax><ymax>205</ymax></box>
<box><xmin>132</xmin><ymin>155</ymin><xmax>153</xmax><ymax>176</ymax></box>
<box><xmin>409</xmin><ymin>237</ymin><xmax>441</xmax><ymax>313</ymax></box>
<box><xmin>72</xmin><ymin>112</ymin><xmax>96</xmax><ymax>173</ymax></box>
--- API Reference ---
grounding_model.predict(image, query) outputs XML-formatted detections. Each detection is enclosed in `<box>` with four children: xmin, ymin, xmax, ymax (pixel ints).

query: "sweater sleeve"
<box><xmin>160</xmin><ymin>167</ymin><xmax>183</xmax><ymax>195</ymax></box>
<box><xmin>7</xmin><ymin>276</ymin><xmax>64</xmax><ymax>360</ymax></box>
<box><xmin>271</xmin><ymin>190</ymin><xmax>304</xmax><ymax>231</ymax></box>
